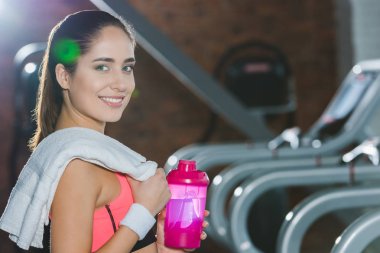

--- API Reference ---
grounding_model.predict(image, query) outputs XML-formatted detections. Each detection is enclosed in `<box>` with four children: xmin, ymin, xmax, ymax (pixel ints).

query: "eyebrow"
<box><xmin>92</xmin><ymin>57</ymin><xmax>136</xmax><ymax>63</ymax></box>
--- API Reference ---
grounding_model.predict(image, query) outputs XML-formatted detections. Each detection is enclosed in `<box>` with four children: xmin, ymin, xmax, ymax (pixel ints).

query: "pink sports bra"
<box><xmin>49</xmin><ymin>172</ymin><xmax>155</xmax><ymax>252</ymax></box>
<box><xmin>92</xmin><ymin>173</ymin><xmax>134</xmax><ymax>252</ymax></box>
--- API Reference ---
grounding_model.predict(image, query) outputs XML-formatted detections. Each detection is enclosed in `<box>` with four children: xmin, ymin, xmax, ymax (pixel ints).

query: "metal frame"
<box><xmin>188</xmin><ymin>60</ymin><xmax>380</xmax><ymax>171</ymax></box>
<box><xmin>331</xmin><ymin>208</ymin><xmax>380</xmax><ymax>253</ymax></box>
<box><xmin>207</xmin><ymin>155</ymin><xmax>342</xmax><ymax>247</ymax></box>
<box><xmin>164</xmin><ymin>59</ymin><xmax>380</xmax><ymax>171</ymax></box>
<box><xmin>228</xmin><ymin>165</ymin><xmax>380</xmax><ymax>253</ymax></box>
<box><xmin>164</xmin><ymin>142</ymin><xmax>265</xmax><ymax>173</ymax></box>
<box><xmin>10</xmin><ymin>42</ymin><xmax>47</xmax><ymax>186</ymax></box>
<box><xmin>277</xmin><ymin>186</ymin><xmax>380</xmax><ymax>253</ymax></box>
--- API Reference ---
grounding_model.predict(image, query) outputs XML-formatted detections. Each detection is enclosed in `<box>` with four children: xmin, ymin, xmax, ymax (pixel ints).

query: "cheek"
<box><xmin>71</xmin><ymin>92</ymin><xmax>94</xmax><ymax>111</ymax></box>
<box><xmin>69</xmin><ymin>78</ymin><xmax>101</xmax><ymax>106</ymax></box>
<box><xmin>128</xmin><ymin>77</ymin><xmax>136</xmax><ymax>92</ymax></box>
<box><xmin>130</xmin><ymin>74</ymin><xmax>136</xmax><ymax>86</ymax></box>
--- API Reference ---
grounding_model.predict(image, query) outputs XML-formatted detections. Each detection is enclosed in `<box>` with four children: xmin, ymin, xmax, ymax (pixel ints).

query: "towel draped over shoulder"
<box><xmin>0</xmin><ymin>127</ymin><xmax>157</xmax><ymax>250</ymax></box>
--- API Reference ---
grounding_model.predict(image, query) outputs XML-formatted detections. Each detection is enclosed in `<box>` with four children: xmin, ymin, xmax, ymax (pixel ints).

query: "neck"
<box><xmin>55</xmin><ymin>105</ymin><xmax>106</xmax><ymax>134</ymax></box>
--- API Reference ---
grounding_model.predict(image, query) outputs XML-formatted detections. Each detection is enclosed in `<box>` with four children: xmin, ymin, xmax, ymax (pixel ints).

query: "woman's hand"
<box><xmin>156</xmin><ymin>208</ymin><xmax>210</xmax><ymax>253</ymax></box>
<box><xmin>127</xmin><ymin>168</ymin><xmax>171</xmax><ymax>216</ymax></box>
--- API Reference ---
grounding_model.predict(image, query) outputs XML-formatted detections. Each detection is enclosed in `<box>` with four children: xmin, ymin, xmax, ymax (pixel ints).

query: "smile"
<box><xmin>99</xmin><ymin>96</ymin><xmax>124</xmax><ymax>108</ymax></box>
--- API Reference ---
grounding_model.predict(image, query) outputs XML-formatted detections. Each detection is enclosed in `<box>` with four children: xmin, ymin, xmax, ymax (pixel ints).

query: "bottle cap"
<box><xmin>167</xmin><ymin>160</ymin><xmax>209</xmax><ymax>186</ymax></box>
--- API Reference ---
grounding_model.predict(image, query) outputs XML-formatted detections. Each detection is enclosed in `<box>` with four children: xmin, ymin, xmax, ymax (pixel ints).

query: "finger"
<box><xmin>200</xmin><ymin>231</ymin><xmax>207</xmax><ymax>240</ymax></box>
<box><xmin>157</xmin><ymin>208</ymin><xmax>166</xmax><ymax>220</ymax></box>
<box><xmin>202</xmin><ymin>220</ymin><xmax>209</xmax><ymax>228</ymax></box>
<box><xmin>156</xmin><ymin>168</ymin><xmax>166</xmax><ymax>176</ymax></box>
<box><xmin>184</xmin><ymin>248</ymin><xmax>195</xmax><ymax>252</ymax></box>
<box><xmin>126</xmin><ymin>176</ymin><xmax>139</xmax><ymax>185</ymax></box>
<box><xmin>160</xmin><ymin>207</ymin><xmax>167</xmax><ymax>216</ymax></box>
<box><xmin>204</xmin><ymin>210</ymin><xmax>210</xmax><ymax>217</ymax></box>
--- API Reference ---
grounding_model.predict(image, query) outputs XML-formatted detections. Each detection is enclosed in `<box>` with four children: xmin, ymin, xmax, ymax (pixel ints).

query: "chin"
<box><xmin>102</xmin><ymin>114</ymin><xmax>123</xmax><ymax>123</ymax></box>
<box><xmin>106</xmin><ymin>117</ymin><xmax>123</xmax><ymax>123</ymax></box>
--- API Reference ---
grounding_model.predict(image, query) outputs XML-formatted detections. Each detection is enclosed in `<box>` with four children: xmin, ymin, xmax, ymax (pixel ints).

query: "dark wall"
<box><xmin>0</xmin><ymin>1</ymin><xmax>337</xmax><ymax>252</ymax></box>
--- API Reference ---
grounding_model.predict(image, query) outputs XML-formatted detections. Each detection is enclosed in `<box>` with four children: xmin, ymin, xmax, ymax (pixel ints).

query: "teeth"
<box><xmin>100</xmin><ymin>97</ymin><xmax>123</xmax><ymax>103</ymax></box>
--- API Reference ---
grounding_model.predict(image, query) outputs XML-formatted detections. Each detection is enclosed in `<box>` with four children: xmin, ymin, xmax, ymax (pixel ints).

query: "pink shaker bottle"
<box><xmin>164</xmin><ymin>160</ymin><xmax>209</xmax><ymax>249</ymax></box>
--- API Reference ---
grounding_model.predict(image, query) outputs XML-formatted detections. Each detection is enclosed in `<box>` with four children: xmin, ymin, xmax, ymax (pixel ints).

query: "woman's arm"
<box><xmin>132</xmin><ymin>243</ymin><xmax>158</xmax><ymax>253</ymax></box>
<box><xmin>50</xmin><ymin>159</ymin><xmax>139</xmax><ymax>253</ymax></box>
<box><xmin>96</xmin><ymin>226</ymin><xmax>140</xmax><ymax>253</ymax></box>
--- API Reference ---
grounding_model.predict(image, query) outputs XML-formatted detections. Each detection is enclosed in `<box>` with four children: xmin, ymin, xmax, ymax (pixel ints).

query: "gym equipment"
<box><xmin>331</xmin><ymin>208</ymin><xmax>380</xmax><ymax>253</ymax></box>
<box><xmin>207</xmin><ymin>155</ymin><xmax>342</xmax><ymax>248</ymax></box>
<box><xmin>163</xmin><ymin>59</ymin><xmax>380</xmax><ymax>252</ymax></box>
<box><xmin>277</xmin><ymin>186</ymin><xmax>380</xmax><ymax>253</ymax></box>
<box><xmin>208</xmin><ymin>136</ymin><xmax>380</xmax><ymax>252</ymax></box>
<box><xmin>227</xmin><ymin>137</ymin><xmax>380</xmax><ymax>253</ymax></box>
<box><xmin>9</xmin><ymin>42</ymin><xmax>46</xmax><ymax>187</ymax></box>
<box><xmin>199</xmin><ymin>40</ymin><xmax>296</xmax><ymax>142</ymax></box>
<box><xmin>9</xmin><ymin>43</ymin><xmax>47</xmax><ymax>253</ymax></box>
<box><xmin>165</xmin><ymin>59</ymin><xmax>380</xmax><ymax>172</ymax></box>
<box><xmin>229</xmin><ymin>163</ymin><xmax>380</xmax><ymax>253</ymax></box>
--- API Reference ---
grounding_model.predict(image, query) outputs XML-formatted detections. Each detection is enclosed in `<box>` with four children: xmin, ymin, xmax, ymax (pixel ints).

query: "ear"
<box><xmin>55</xmin><ymin>64</ymin><xmax>71</xmax><ymax>90</ymax></box>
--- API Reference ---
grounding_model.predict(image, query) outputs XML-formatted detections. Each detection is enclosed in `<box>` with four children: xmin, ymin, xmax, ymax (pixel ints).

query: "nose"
<box><xmin>110</xmin><ymin>71</ymin><xmax>133</xmax><ymax>92</ymax></box>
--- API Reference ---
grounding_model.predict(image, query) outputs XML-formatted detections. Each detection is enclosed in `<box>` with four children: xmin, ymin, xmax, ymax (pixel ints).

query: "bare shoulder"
<box><xmin>50</xmin><ymin>161</ymin><xmax>104</xmax><ymax>251</ymax></box>
<box><xmin>61</xmin><ymin>159</ymin><xmax>101</xmax><ymax>191</ymax></box>
<box><xmin>51</xmin><ymin>159</ymin><xmax>102</xmax><ymax>214</ymax></box>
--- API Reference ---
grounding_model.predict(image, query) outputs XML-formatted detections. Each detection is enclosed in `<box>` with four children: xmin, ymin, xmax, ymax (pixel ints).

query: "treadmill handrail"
<box><xmin>228</xmin><ymin>165</ymin><xmax>380</xmax><ymax>253</ymax></box>
<box><xmin>207</xmin><ymin>155</ymin><xmax>341</xmax><ymax>247</ymax></box>
<box><xmin>331</xmin><ymin>208</ymin><xmax>380</xmax><ymax>253</ymax></box>
<box><xmin>189</xmin><ymin>70</ymin><xmax>380</xmax><ymax>171</ymax></box>
<box><xmin>163</xmin><ymin>59</ymin><xmax>380</xmax><ymax>172</ymax></box>
<box><xmin>277</xmin><ymin>186</ymin><xmax>380</xmax><ymax>253</ymax></box>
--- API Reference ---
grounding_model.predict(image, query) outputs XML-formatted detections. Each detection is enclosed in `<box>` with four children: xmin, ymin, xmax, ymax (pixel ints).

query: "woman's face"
<box><xmin>62</xmin><ymin>25</ymin><xmax>135</xmax><ymax>127</ymax></box>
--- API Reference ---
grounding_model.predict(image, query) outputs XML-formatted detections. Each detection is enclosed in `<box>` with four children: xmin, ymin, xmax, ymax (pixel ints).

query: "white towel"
<box><xmin>0</xmin><ymin>127</ymin><xmax>157</xmax><ymax>250</ymax></box>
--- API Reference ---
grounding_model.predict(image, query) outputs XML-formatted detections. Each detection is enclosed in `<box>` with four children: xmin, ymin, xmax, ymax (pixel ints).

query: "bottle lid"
<box><xmin>167</xmin><ymin>160</ymin><xmax>209</xmax><ymax>186</ymax></box>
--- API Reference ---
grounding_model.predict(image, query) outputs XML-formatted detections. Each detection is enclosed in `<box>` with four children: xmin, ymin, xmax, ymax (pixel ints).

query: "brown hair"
<box><xmin>28</xmin><ymin>10</ymin><xmax>136</xmax><ymax>151</ymax></box>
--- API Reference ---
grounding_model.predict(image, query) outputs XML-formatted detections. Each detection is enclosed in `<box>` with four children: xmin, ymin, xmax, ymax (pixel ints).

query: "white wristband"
<box><xmin>120</xmin><ymin>203</ymin><xmax>156</xmax><ymax>240</ymax></box>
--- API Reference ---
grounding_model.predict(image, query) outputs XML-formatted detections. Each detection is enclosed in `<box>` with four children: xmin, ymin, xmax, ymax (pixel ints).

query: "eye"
<box><xmin>123</xmin><ymin>65</ymin><xmax>134</xmax><ymax>73</ymax></box>
<box><xmin>95</xmin><ymin>64</ymin><xmax>109</xmax><ymax>71</ymax></box>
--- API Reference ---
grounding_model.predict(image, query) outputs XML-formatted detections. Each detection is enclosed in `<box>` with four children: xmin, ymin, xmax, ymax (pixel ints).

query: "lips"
<box><xmin>99</xmin><ymin>96</ymin><xmax>125</xmax><ymax>108</ymax></box>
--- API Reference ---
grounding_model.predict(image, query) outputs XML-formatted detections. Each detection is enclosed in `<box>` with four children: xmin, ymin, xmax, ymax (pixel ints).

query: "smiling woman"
<box><xmin>0</xmin><ymin>9</ymin><xmax>209</xmax><ymax>253</ymax></box>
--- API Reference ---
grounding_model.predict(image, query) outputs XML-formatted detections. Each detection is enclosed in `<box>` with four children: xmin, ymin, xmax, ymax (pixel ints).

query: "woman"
<box><xmin>19</xmin><ymin>10</ymin><xmax>206</xmax><ymax>253</ymax></box>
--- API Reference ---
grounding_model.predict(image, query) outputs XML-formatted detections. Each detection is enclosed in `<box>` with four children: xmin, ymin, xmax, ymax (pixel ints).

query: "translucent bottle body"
<box><xmin>164</xmin><ymin>184</ymin><xmax>207</xmax><ymax>248</ymax></box>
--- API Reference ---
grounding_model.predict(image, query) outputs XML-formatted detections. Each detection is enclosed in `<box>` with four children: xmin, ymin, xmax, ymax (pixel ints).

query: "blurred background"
<box><xmin>1</xmin><ymin>0</ymin><xmax>377</xmax><ymax>252</ymax></box>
